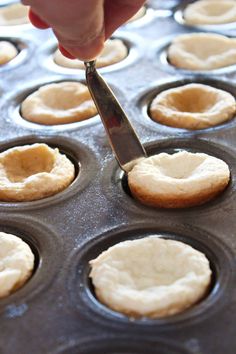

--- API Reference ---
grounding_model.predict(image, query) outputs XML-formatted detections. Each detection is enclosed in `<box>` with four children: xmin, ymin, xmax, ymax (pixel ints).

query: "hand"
<box><xmin>21</xmin><ymin>0</ymin><xmax>145</xmax><ymax>60</ymax></box>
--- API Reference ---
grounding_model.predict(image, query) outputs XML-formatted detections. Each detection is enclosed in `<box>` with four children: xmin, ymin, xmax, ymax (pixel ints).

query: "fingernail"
<box><xmin>28</xmin><ymin>9</ymin><xmax>49</xmax><ymax>29</ymax></box>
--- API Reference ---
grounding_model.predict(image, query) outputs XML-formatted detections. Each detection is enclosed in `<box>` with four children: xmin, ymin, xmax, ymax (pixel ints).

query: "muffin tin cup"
<box><xmin>37</xmin><ymin>31</ymin><xmax>144</xmax><ymax>76</ymax></box>
<box><xmin>54</xmin><ymin>335</ymin><xmax>190</xmax><ymax>354</ymax></box>
<box><xmin>0</xmin><ymin>214</ymin><xmax>63</xmax><ymax>313</ymax></box>
<box><xmin>133</xmin><ymin>76</ymin><xmax>236</xmax><ymax>135</ymax></box>
<box><xmin>2</xmin><ymin>76</ymin><xmax>125</xmax><ymax>132</ymax></box>
<box><xmin>101</xmin><ymin>138</ymin><xmax>236</xmax><ymax>217</ymax></box>
<box><xmin>0</xmin><ymin>134</ymin><xmax>98</xmax><ymax>210</ymax></box>
<box><xmin>0</xmin><ymin>35</ymin><xmax>34</xmax><ymax>72</ymax></box>
<box><xmin>67</xmin><ymin>222</ymin><xmax>234</xmax><ymax>329</ymax></box>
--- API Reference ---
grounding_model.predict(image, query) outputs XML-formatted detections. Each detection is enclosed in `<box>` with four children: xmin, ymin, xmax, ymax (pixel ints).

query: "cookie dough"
<box><xmin>184</xmin><ymin>0</ymin><xmax>236</xmax><ymax>25</ymax></box>
<box><xmin>0</xmin><ymin>232</ymin><xmax>34</xmax><ymax>298</ymax></box>
<box><xmin>21</xmin><ymin>81</ymin><xmax>97</xmax><ymax>125</ymax></box>
<box><xmin>0</xmin><ymin>143</ymin><xmax>75</xmax><ymax>201</ymax></box>
<box><xmin>168</xmin><ymin>33</ymin><xmax>236</xmax><ymax>71</ymax></box>
<box><xmin>53</xmin><ymin>39</ymin><xmax>128</xmax><ymax>69</ymax></box>
<box><xmin>0</xmin><ymin>41</ymin><xmax>18</xmax><ymax>65</ymax></box>
<box><xmin>128</xmin><ymin>151</ymin><xmax>230</xmax><ymax>208</ymax></box>
<box><xmin>90</xmin><ymin>237</ymin><xmax>212</xmax><ymax>318</ymax></box>
<box><xmin>0</xmin><ymin>3</ymin><xmax>29</xmax><ymax>26</ymax></box>
<box><xmin>149</xmin><ymin>83</ymin><xmax>236</xmax><ymax>129</ymax></box>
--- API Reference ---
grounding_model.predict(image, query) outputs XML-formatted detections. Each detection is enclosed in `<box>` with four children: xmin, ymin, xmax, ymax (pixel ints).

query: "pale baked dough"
<box><xmin>150</xmin><ymin>83</ymin><xmax>236</xmax><ymax>129</ymax></box>
<box><xmin>21</xmin><ymin>81</ymin><xmax>97</xmax><ymax>125</ymax></box>
<box><xmin>0</xmin><ymin>143</ymin><xmax>75</xmax><ymax>201</ymax></box>
<box><xmin>0</xmin><ymin>3</ymin><xmax>29</xmax><ymax>26</ymax></box>
<box><xmin>0</xmin><ymin>41</ymin><xmax>18</xmax><ymax>65</ymax></box>
<box><xmin>127</xmin><ymin>6</ymin><xmax>146</xmax><ymax>23</ymax></box>
<box><xmin>184</xmin><ymin>0</ymin><xmax>236</xmax><ymax>25</ymax></box>
<box><xmin>128</xmin><ymin>151</ymin><xmax>230</xmax><ymax>208</ymax></box>
<box><xmin>90</xmin><ymin>236</ymin><xmax>212</xmax><ymax>318</ymax></box>
<box><xmin>168</xmin><ymin>33</ymin><xmax>236</xmax><ymax>71</ymax></box>
<box><xmin>53</xmin><ymin>39</ymin><xmax>128</xmax><ymax>69</ymax></box>
<box><xmin>0</xmin><ymin>232</ymin><xmax>34</xmax><ymax>298</ymax></box>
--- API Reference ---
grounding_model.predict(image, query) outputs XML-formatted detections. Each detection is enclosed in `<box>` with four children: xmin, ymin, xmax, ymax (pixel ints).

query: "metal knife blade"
<box><xmin>85</xmin><ymin>60</ymin><xmax>147</xmax><ymax>173</ymax></box>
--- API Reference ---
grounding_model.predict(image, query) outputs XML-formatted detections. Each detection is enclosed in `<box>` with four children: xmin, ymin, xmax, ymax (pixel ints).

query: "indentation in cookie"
<box><xmin>4</xmin><ymin>144</ymin><xmax>55</xmax><ymax>183</ymax></box>
<box><xmin>21</xmin><ymin>81</ymin><xmax>97</xmax><ymax>125</ymax></box>
<box><xmin>128</xmin><ymin>151</ymin><xmax>230</xmax><ymax>208</ymax></box>
<box><xmin>149</xmin><ymin>83</ymin><xmax>236</xmax><ymax>129</ymax></box>
<box><xmin>0</xmin><ymin>143</ymin><xmax>75</xmax><ymax>201</ymax></box>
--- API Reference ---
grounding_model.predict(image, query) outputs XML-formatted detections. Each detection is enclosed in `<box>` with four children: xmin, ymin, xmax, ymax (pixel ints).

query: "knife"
<box><xmin>85</xmin><ymin>60</ymin><xmax>147</xmax><ymax>173</ymax></box>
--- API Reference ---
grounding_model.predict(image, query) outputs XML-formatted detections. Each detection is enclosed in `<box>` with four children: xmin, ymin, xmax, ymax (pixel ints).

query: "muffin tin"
<box><xmin>0</xmin><ymin>1</ymin><xmax>236</xmax><ymax>353</ymax></box>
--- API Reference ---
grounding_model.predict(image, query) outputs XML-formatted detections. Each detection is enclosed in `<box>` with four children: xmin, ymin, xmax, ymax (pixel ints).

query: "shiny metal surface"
<box><xmin>85</xmin><ymin>60</ymin><xmax>147</xmax><ymax>173</ymax></box>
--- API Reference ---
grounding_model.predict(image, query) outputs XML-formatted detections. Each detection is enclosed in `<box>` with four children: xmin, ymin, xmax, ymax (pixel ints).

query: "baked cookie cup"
<box><xmin>128</xmin><ymin>151</ymin><xmax>230</xmax><ymax>208</ymax></box>
<box><xmin>0</xmin><ymin>232</ymin><xmax>34</xmax><ymax>298</ymax></box>
<box><xmin>0</xmin><ymin>143</ymin><xmax>75</xmax><ymax>202</ymax></box>
<box><xmin>168</xmin><ymin>33</ymin><xmax>236</xmax><ymax>71</ymax></box>
<box><xmin>21</xmin><ymin>81</ymin><xmax>97</xmax><ymax>125</ymax></box>
<box><xmin>0</xmin><ymin>41</ymin><xmax>18</xmax><ymax>65</ymax></box>
<box><xmin>149</xmin><ymin>83</ymin><xmax>236</xmax><ymax>129</ymax></box>
<box><xmin>89</xmin><ymin>237</ymin><xmax>212</xmax><ymax>318</ymax></box>
<box><xmin>184</xmin><ymin>0</ymin><xmax>236</xmax><ymax>25</ymax></box>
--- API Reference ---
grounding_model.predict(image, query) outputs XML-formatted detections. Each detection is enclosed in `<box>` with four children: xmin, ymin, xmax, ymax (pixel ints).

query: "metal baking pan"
<box><xmin>0</xmin><ymin>1</ymin><xmax>235</xmax><ymax>353</ymax></box>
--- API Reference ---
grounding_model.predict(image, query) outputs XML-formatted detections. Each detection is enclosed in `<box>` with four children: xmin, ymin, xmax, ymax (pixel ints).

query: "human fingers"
<box><xmin>104</xmin><ymin>0</ymin><xmax>146</xmax><ymax>39</ymax></box>
<box><xmin>22</xmin><ymin>0</ymin><xmax>105</xmax><ymax>60</ymax></box>
<box><xmin>28</xmin><ymin>8</ymin><xmax>49</xmax><ymax>29</ymax></box>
